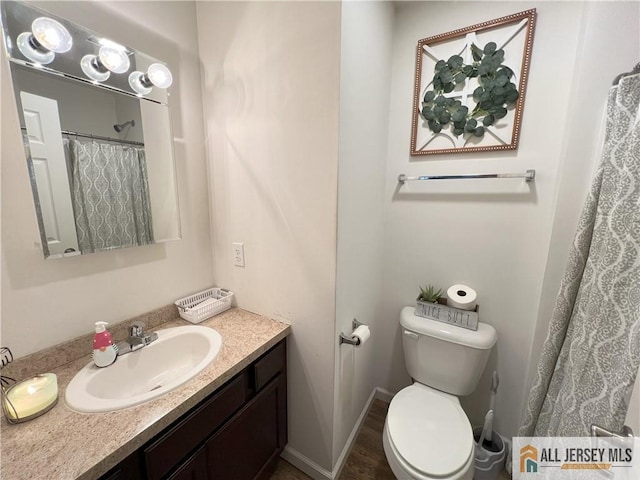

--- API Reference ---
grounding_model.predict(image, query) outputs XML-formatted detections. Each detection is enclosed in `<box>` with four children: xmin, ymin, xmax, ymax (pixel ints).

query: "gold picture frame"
<box><xmin>410</xmin><ymin>9</ymin><xmax>536</xmax><ymax>156</ymax></box>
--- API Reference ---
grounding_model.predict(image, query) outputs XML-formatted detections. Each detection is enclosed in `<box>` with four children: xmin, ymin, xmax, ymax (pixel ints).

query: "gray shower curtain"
<box><xmin>519</xmin><ymin>73</ymin><xmax>640</xmax><ymax>437</ymax></box>
<box><xmin>68</xmin><ymin>138</ymin><xmax>154</xmax><ymax>254</ymax></box>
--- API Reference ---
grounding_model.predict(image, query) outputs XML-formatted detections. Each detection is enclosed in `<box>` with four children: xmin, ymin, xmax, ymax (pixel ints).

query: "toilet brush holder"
<box><xmin>473</xmin><ymin>426</ymin><xmax>505</xmax><ymax>480</ymax></box>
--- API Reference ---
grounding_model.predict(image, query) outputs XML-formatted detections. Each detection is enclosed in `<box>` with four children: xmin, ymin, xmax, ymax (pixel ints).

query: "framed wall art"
<box><xmin>410</xmin><ymin>9</ymin><xmax>536</xmax><ymax>156</ymax></box>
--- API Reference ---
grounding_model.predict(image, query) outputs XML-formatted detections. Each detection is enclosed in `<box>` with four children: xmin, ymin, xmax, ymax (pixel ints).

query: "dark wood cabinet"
<box><xmin>99</xmin><ymin>340</ymin><xmax>287</xmax><ymax>480</ymax></box>
<box><xmin>166</xmin><ymin>448</ymin><xmax>208</xmax><ymax>480</ymax></box>
<box><xmin>206</xmin><ymin>373</ymin><xmax>286</xmax><ymax>479</ymax></box>
<box><xmin>99</xmin><ymin>452</ymin><xmax>144</xmax><ymax>480</ymax></box>
<box><xmin>144</xmin><ymin>374</ymin><xmax>248</xmax><ymax>480</ymax></box>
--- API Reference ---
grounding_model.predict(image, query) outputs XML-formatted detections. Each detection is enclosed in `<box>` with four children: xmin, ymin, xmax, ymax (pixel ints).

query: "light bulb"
<box><xmin>98</xmin><ymin>46</ymin><xmax>130</xmax><ymax>74</ymax></box>
<box><xmin>17</xmin><ymin>32</ymin><xmax>54</xmax><ymax>64</ymax></box>
<box><xmin>128</xmin><ymin>63</ymin><xmax>172</xmax><ymax>95</ymax></box>
<box><xmin>97</xmin><ymin>38</ymin><xmax>127</xmax><ymax>51</ymax></box>
<box><xmin>31</xmin><ymin>17</ymin><xmax>72</xmax><ymax>53</ymax></box>
<box><xmin>81</xmin><ymin>54</ymin><xmax>110</xmax><ymax>82</ymax></box>
<box><xmin>147</xmin><ymin>63</ymin><xmax>172</xmax><ymax>88</ymax></box>
<box><xmin>128</xmin><ymin>71</ymin><xmax>152</xmax><ymax>95</ymax></box>
<box><xmin>16</xmin><ymin>16</ymin><xmax>72</xmax><ymax>65</ymax></box>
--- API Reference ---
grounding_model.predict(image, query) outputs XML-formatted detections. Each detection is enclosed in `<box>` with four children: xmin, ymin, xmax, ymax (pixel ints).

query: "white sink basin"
<box><xmin>65</xmin><ymin>326</ymin><xmax>222</xmax><ymax>413</ymax></box>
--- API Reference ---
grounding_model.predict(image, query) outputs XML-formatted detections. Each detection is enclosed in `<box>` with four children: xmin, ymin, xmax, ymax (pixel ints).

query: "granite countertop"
<box><xmin>0</xmin><ymin>308</ymin><xmax>291</xmax><ymax>480</ymax></box>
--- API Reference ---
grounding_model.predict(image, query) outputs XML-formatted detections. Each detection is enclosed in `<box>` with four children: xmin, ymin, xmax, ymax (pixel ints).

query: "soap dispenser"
<box><xmin>92</xmin><ymin>321</ymin><xmax>118</xmax><ymax>368</ymax></box>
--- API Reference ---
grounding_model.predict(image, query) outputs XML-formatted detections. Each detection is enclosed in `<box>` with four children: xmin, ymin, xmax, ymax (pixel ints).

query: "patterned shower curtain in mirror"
<box><xmin>519</xmin><ymin>73</ymin><xmax>640</xmax><ymax>438</ymax></box>
<box><xmin>66</xmin><ymin>138</ymin><xmax>154</xmax><ymax>254</ymax></box>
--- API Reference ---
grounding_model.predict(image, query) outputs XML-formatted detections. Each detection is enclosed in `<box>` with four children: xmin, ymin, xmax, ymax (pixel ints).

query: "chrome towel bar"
<box><xmin>398</xmin><ymin>169</ymin><xmax>535</xmax><ymax>185</ymax></box>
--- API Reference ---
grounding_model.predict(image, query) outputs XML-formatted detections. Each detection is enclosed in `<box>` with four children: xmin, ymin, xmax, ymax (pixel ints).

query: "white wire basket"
<box><xmin>175</xmin><ymin>287</ymin><xmax>234</xmax><ymax>324</ymax></box>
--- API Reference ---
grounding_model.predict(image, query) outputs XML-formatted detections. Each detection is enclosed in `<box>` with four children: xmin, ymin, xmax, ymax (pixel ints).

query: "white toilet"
<box><xmin>383</xmin><ymin>306</ymin><xmax>497</xmax><ymax>480</ymax></box>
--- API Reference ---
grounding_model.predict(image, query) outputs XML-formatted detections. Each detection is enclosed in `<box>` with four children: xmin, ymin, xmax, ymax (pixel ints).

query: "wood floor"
<box><xmin>270</xmin><ymin>399</ymin><xmax>394</xmax><ymax>480</ymax></box>
<box><xmin>270</xmin><ymin>399</ymin><xmax>511</xmax><ymax>480</ymax></box>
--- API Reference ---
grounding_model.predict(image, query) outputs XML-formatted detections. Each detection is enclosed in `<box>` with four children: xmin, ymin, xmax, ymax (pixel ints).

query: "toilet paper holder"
<box><xmin>339</xmin><ymin>319</ymin><xmax>366</xmax><ymax>346</ymax></box>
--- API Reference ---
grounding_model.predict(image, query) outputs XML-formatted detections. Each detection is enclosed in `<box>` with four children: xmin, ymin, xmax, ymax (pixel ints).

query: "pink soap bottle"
<box><xmin>92</xmin><ymin>321</ymin><xmax>118</xmax><ymax>367</ymax></box>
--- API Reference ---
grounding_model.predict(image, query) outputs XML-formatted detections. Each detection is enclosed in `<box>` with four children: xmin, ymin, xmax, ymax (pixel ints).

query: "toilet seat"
<box><xmin>385</xmin><ymin>384</ymin><xmax>474</xmax><ymax>479</ymax></box>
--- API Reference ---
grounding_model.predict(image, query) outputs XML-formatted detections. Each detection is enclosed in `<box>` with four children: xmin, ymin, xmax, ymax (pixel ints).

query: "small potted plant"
<box><xmin>417</xmin><ymin>284</ymin><xmax>443</xmax><ymax>304</ymax></box>
<box><xmin>415</xmin><ymin>284</ymin><xmax>445</xmax><ymax>320</ymax></box>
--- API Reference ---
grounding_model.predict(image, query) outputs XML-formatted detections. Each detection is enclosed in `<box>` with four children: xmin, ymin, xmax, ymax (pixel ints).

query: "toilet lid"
<box><xmin>387</xmin><ymin>385</ymin><xmax>473</xmax><ymax>477</ymax></box>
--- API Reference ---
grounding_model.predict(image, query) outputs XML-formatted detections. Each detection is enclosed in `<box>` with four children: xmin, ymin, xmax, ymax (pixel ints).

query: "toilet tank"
<box><xmin>400</xmin><ymin>306</ymin><xmax>497</xmax><ymax>396</ymax></box>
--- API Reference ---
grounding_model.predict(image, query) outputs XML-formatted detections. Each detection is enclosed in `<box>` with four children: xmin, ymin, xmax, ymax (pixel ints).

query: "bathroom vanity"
<box><xmin>0</xmin><ymin>307</ymin><xmax>290</xmax><ymax>480</ymax></box>
<box><xmin>102</xmin><ymin>340</ymin><xmax>287</xmax><ymax>480</ymax></box>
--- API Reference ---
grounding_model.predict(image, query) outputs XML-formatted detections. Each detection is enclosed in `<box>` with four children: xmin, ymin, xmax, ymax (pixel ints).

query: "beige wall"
<box><xmin>376</xmin><ymin>0</ymin><xmax>640</xmax><ymax>441</ymax></box>
<box><xmin>333</xmin><ymin>0</ymin><xmax>394</xmax><ymax>469</ymax></box>
<box><xmin>375</xmin><ymin>1</ymin><xmax>632</xmax><ymax>440</ymax></box>
<box><xmin>1</xmin><ymin>1</ymin><xmax>213</xmax><ymax>357</ymax></box>
<box><xmin>195</xmin><ymin>2</ymin><xmax>341</xmax><ymax>473</ymax></box>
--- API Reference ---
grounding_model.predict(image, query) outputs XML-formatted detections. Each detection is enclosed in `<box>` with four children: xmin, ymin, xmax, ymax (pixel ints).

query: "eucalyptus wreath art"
<box><xmin>410</xmin><ymin>10</ymin><xmax>536</xmax><ymax>155</ymax></box>
<box><xmin>421</xmin><ymin>42</ymin><xmax>519</xmax><ymax>139</ymax></box>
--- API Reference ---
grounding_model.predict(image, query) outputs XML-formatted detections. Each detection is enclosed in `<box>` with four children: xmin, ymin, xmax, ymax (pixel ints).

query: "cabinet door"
<box><xmin>167</xmin><ymin>448</ymin><xmax>207</xmax><ymax>480</ymax></box>
<box><xmin>144</xmin><ymin>373</ymin><xmax>247</xmax><ymax>480</ymax></box>
<box><xmin>206</xmin><ymin>373</ymin><xmax>287</xmax><ymax>480</ymax></box>
<box><xmin>98</xmin><ymin>451</ymin><xmax>143</xmax><ymax>480</ymax></box>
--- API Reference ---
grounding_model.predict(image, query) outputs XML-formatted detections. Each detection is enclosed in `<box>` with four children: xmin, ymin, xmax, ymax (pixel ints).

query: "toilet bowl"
<box><xmin>383</xmin><ymin>383</ymin><xmax>474</xmax><ymax>480</ymax></box>
<box><xmin>382</xmin><ymin>307</ymin><xmax>497</xmax><ymax>480</ymax></box>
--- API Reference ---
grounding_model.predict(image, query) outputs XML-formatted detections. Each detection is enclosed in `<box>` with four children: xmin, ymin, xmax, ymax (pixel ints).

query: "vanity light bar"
<box><xmin>7</xmin><ymin>6</ymin><xmax>172</xmax><ymax>95</ymax></box>
<box><xmin>397</xmin><ymin>169</ymin><xmax>536</xmax><ymax>185</ymax></box>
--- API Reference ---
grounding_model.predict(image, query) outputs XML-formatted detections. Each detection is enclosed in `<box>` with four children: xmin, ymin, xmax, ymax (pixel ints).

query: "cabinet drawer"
<box><xmin>144</xmin><ymin>373</ymin><xmax>247</xmax><ymax>480</ymax></box>
<box><xmin>253</xmin><ymin>341</ymin><xmax>286</xmax><ymax>392</ymax></box>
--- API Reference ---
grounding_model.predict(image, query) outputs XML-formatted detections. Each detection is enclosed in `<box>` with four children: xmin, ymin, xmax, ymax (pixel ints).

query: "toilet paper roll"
<box><xmin>352</xmin><ymin>325</ymin><xmax>370</xmax><ymax>346</ymax></box>
<box><xmin>447</xmin><ymin>284</ymin><xmax>477</xmax><ymax>311</ymax></box>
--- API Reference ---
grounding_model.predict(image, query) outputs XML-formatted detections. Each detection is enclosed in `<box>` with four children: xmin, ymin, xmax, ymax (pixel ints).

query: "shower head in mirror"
<box><xmin>17</xmin><ymin>17</ymin><xmax>72</xmax><ymax>65</ymax></box>
<box><xmin>113</xmin><ymin>120</ymin><xmax>135</xmax><ymax>133</ymax></box>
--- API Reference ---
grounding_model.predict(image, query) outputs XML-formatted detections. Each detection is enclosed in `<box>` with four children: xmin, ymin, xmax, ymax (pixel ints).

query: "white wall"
<box><xmin>196</xmin><ymin>2</ymin><xmax>342</xmax><ymax>472</ymax></box>
<box><xmin>377</xmin><ymin>1</ymin><xmax>590</xmax><ymax>439</ymax></box>
<box><xmin>1</xmin><ymin>1</ymin><xmax>213</xmax><ymax>357</ymax></box>
<box><xmin>333</xmin><ymin>0</ymin><xmax>394</xmax><ymax>468</ymax></box>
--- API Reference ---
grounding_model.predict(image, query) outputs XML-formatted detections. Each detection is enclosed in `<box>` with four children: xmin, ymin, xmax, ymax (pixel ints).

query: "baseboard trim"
<box><xmin>281</xmin><ymin>386</ymin><xmax>394</xmax><ymax>479</ymax></box>
<box><xmin>375</xmin><ymin>386</ymin><xmax>394</xmax><ymax>403</ymax></box>
<box><xmin>331</xmin><ymin>387</ymin><xmax>378</xmax><ymax>478</ymax></box>
<box><xmin>281</xmin><ymin>446</ymin><xmax>332</xmax><ymax>480</ymax></box>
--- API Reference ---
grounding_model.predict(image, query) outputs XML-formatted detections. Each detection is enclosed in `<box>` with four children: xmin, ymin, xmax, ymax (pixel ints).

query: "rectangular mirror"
<box><xmin>1</xmin><ymin>1</ymin><xmax>181</xmax><ymax>258</ymax></box>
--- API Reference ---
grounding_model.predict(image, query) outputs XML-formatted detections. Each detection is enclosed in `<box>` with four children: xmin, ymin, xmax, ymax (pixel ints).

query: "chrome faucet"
<box><xmin>116</xmin><ymin>321</ymin><xmax>158</xmax><ymax>356</ymax></box>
